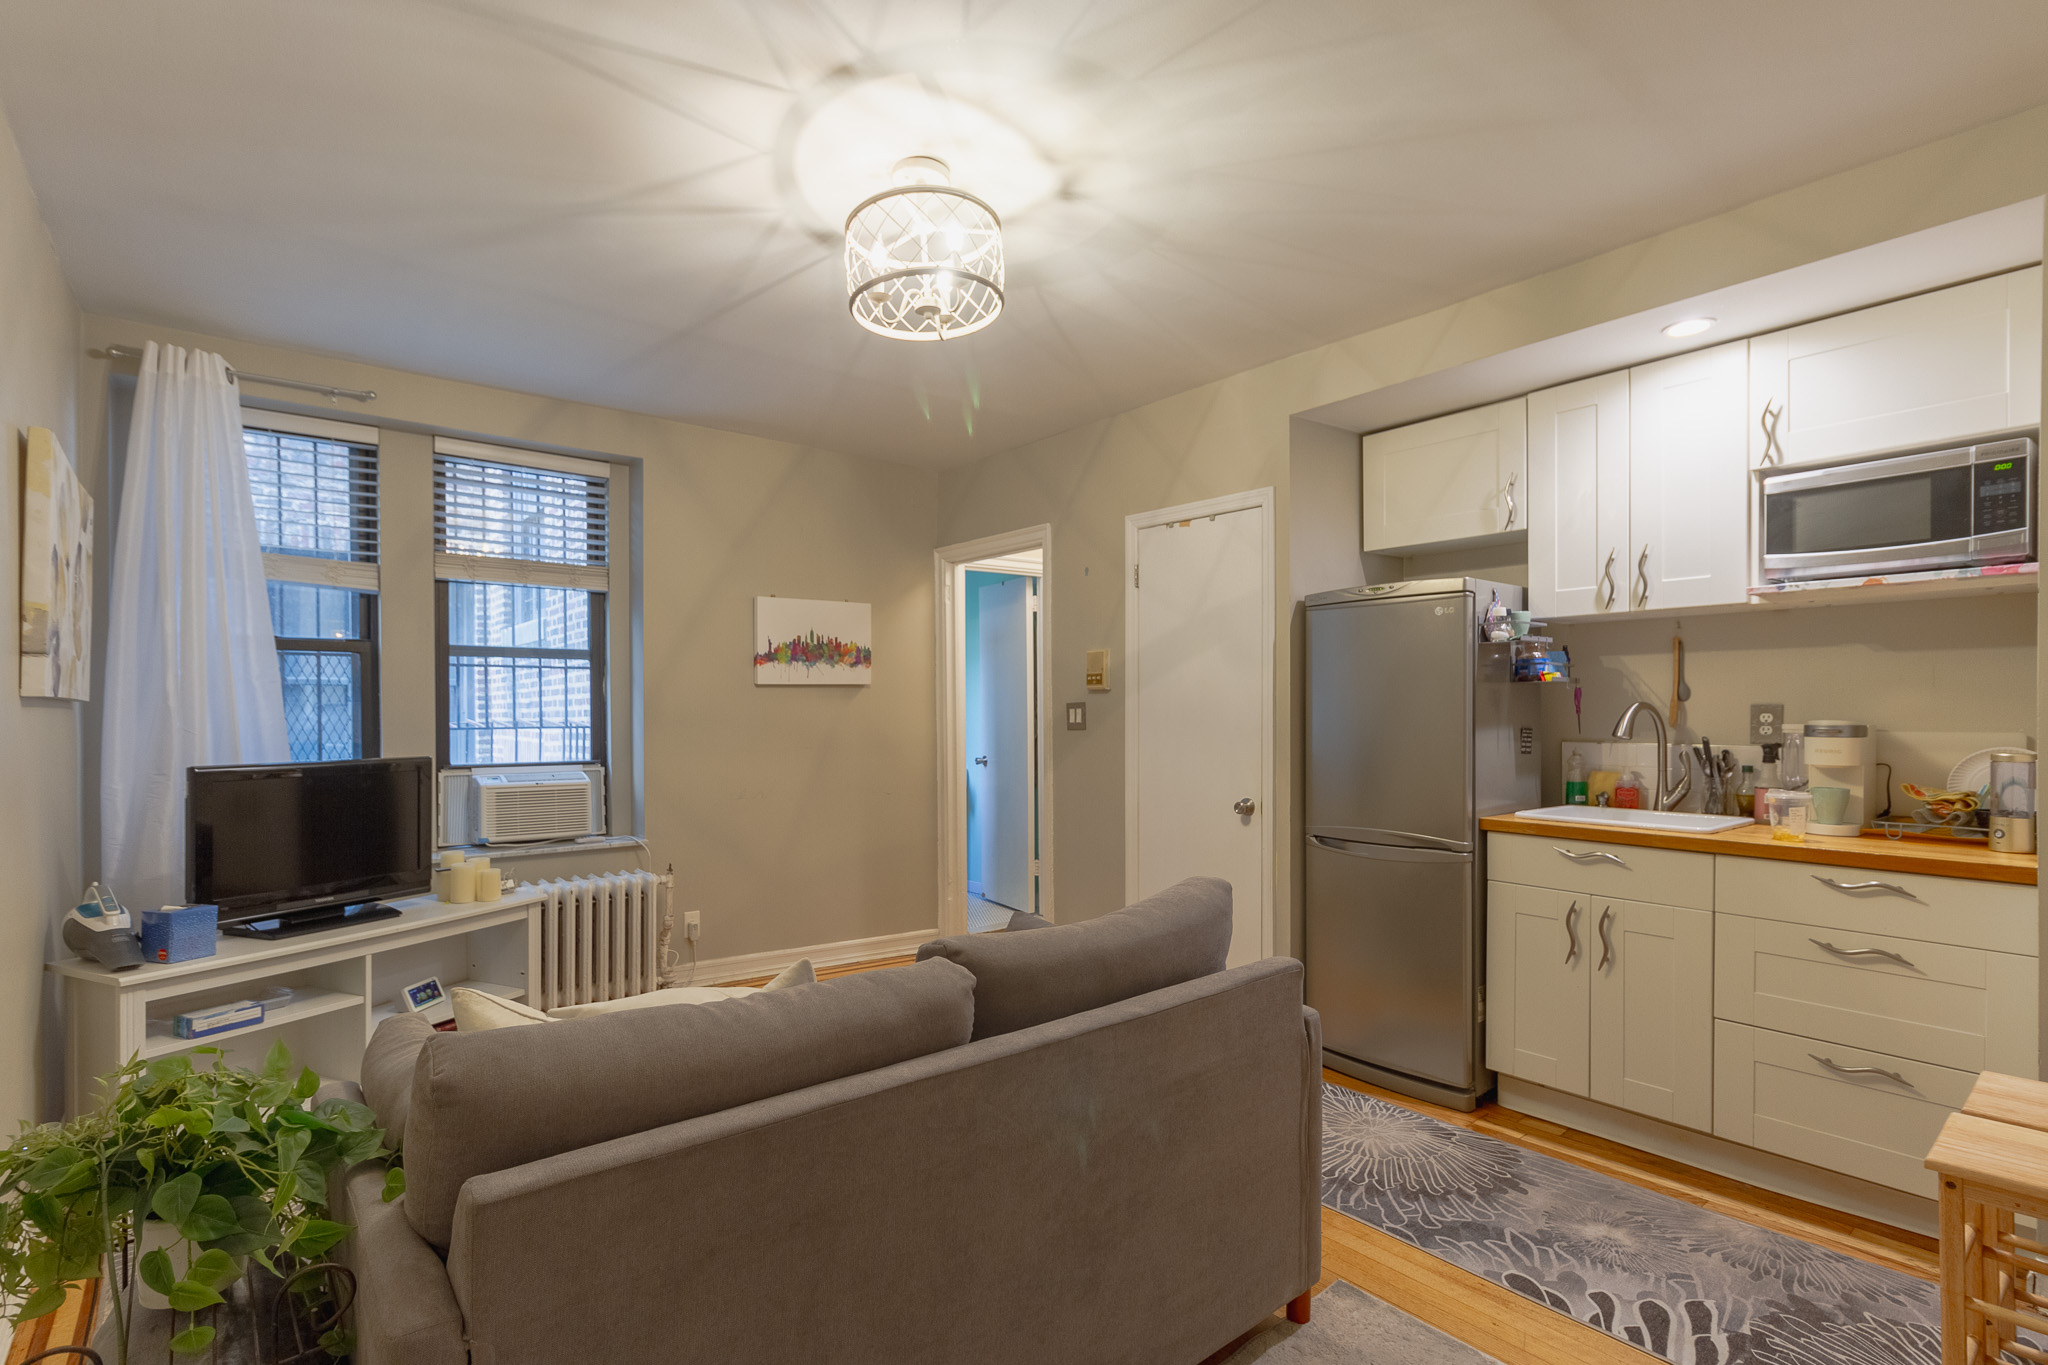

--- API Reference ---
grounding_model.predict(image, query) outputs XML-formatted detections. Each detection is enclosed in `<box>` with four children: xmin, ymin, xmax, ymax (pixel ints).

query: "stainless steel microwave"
<box><xmin>1759</xmin><ymin>437</ymin><xmax>2035</xmax><ymax>583</ymax></box>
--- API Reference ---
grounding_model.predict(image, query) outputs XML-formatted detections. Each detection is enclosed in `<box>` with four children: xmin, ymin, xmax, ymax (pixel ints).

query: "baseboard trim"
<box><xmin>674</xmin><ymin>927</ymin><xmax>938</xmax><ymax>987</ymax></box>
<box><xmin>1497</xmin><ymin>1077</ymin><xmax>1937</xmax><ymax>1238</ymax></box>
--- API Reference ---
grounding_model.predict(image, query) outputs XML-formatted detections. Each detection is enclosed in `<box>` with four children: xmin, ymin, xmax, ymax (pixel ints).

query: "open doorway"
<box><xmin>934</xmin><ymin>527</ymin><xmax>1052</xmax><ymax>938</ymax></box>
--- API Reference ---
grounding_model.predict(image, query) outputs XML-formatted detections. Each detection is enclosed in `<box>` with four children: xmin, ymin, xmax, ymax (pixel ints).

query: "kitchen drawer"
<box><xmin>1713</xmin><ymin>1020</ymin><xmax>1974</xmax><ymax>1199</ymax></box>
<box><xmin>1713</xmin><ymin>855</ymin><xmax>2036</xmax><ymax>956</ymax></box>
<box><xmin>1716</xmin><ymin>913</ymin><xmax>2038</xmax><ymax>1075</ymax></box>
<box><xmin>1488</xmin><ymin>833</ymin><xmax>1712</xmax><ymax>909</ymax></box>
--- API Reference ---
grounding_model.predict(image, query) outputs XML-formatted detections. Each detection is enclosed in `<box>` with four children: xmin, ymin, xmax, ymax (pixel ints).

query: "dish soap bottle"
<box><xmin>1614</xmin><ymin>771</ymin><xmax>1644</xmax><ymax>809</ymax></box>
<box><xmin>1565</xmin><ymin>751</ymin><xmax>1589</xmax><ymax>806</ymax></box>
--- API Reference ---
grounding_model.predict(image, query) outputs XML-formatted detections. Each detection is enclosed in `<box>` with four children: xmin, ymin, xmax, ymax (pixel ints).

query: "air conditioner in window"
<box><xmin>438</xmin><ymin>764</ymin><xmax>605</xmax><ymax>845</ymax></box>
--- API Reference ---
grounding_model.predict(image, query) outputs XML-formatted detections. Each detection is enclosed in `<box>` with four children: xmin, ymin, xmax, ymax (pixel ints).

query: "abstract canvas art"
<box><xmin>753</xmin><ymin>597</ymin><xmax>872</xmax><ymax>686</ymax></box>
<box><xmin>19</xmin><ymin>426</ymin><xmax>92</xmax><ymax>700</ymax></box>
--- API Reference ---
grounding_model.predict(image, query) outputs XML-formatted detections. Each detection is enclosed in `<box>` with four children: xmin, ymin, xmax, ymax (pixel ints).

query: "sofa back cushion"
<box><xmin>402</xmin><ymin>956</ymin><xmax>977</xmax><ymax>1250</ymax></box>
<box><xmin>916</xmin><ymin>876</ymin><xmax>1232</xmax><ymax>1039</ymax></box>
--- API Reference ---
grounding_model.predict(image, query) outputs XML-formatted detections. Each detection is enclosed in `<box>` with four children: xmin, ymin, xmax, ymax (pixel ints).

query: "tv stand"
<box><xmin>223</xmin><ymin>901</ymin><xmax>405</xmax><ymax>942</ymax></box>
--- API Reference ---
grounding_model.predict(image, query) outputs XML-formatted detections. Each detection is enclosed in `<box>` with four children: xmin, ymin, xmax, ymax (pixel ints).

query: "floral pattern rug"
<box><xmin>1320</xmin><ymin>1084</ymin><xmax>1946</xmax><ymax>1365</ymax></box>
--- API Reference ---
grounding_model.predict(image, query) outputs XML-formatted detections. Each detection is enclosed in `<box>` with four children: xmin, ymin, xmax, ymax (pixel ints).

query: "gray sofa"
<box><xmin>333</xmin><ymin>877</ymin><xmax>1323</xmax><ymax>1364</ymax></box>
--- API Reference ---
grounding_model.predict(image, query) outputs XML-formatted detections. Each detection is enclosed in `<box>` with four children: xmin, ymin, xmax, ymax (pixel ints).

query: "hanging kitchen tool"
<box><xmin>1669</xmin><ymin>635</ymin><xmax>1690</xmax><ymax>726</ymax></box>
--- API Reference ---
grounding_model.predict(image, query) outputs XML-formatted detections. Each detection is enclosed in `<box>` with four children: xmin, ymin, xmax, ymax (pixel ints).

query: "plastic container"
<box><xmin>1565</xmin><ymin>751</ymin><xmax>1589</xmax><ymax>806</ymax></box>
<box><xmin>1768</xmin><ymin>790</ymin><xmax>1814</xmax><ymax>843</ymax></box>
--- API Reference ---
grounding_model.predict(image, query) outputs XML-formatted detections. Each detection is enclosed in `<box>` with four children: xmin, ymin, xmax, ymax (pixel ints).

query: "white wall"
<box><xmin>0</xmin><ymin>98</ymin><xmax>82</xmax><ymax>1129</ymax></box>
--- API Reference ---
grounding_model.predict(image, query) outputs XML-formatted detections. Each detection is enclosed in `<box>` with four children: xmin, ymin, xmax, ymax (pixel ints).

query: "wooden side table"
<box><xmin>1926</xmin><ymin>1072</ymin><xmax>2048</xmax><ymax>1365</ymax></box>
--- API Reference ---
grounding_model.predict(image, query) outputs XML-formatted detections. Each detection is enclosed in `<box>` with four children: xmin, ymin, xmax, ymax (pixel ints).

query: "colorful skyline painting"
<box><xmin>754</xmin><ymin>597</ymin><xmax>872</xmax><ymax>686</ymax></box>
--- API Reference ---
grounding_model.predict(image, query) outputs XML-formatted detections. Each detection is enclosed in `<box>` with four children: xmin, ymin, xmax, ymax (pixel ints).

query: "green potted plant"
<box><xmin>2</xmin><ymin>1040</ymin><xmax>398</xmax><ymax>1362</ymax></box>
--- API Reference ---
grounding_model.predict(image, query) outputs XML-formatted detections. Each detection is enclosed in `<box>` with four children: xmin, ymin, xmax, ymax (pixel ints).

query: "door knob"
<box><xmin>1233</xmin><ymin>798</ymin><xmax>1255</xmax><ymax>816</ymax></box>
<box><xmin>973</xmin><ymin>756</ymin><xmax>988</xmax><ymax>766</ymax></box>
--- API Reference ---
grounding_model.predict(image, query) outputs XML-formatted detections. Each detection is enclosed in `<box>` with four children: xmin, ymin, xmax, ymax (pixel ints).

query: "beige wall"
<box><xmin>0</xmin><ymin>101</ymin><xmax>82</xmax><ymax>1129</ymax></box>
<box><xmin>75</xmin><ymin>314</ymin><xmax>940</xmax><ymax>978</ymax></box>
<box><xmin>939</xmin><ymin>100</ymin><xmax>2048</xmax><ymax>952</ymax></box>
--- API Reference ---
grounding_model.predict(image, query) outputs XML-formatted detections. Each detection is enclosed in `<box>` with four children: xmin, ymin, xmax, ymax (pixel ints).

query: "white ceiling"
<box><xmin>3</xmin><ymin>1</ymin><xmax>2047</xmax><ymax>468</ymax></box>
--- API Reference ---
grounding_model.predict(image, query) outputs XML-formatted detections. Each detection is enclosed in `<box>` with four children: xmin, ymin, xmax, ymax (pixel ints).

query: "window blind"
<box><xmin>432</xmin><ymin>439</ymin><xmax>611</xmax><ymax>591</ymax></box>
<box><xmin>243</xmin><ymin>417</ymin><xmax>379</xmax><ymax>592</ymax></box>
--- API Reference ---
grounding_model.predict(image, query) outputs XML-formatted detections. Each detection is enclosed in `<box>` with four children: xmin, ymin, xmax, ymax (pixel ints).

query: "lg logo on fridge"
<box><xmin>1434</xmin><ymin>605</ymin><xmax>1450</xmax><ymax>616</ymax></box>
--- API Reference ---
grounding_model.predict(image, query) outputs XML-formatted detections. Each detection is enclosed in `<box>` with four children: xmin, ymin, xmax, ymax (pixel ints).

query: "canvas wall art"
<box><xmin>20</xmin><ymin>426</ymin><xmax>92</xmax><ymax>700</ymax></box>
<box><xmin>753</xmin><ymin>597</ymin><xmax>872</xmax><ymax>686</ymax></box>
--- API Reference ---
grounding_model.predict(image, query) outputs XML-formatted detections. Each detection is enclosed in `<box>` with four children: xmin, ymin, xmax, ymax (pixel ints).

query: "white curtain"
<box><xmin>101</xmin><ymin>343</ymin><xmax>289</xmax><ymax>911</ymax></box>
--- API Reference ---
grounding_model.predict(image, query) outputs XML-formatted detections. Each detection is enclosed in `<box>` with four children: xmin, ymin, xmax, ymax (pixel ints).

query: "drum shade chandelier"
<box><xmin>844</xmin><ymin>156</ymin><xmax>1004</xmax><ymax>341</ymax></box>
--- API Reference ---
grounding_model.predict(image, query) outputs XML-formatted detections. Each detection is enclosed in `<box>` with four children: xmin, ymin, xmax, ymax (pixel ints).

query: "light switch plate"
<box><xmin>1066</xmin><ymin>702</ymin><xmax>1087</xmax><ymax>731</ymax></box>
<box><xmin>1750</xmin><ymin>702</ymin><xmax>1784</xmax><ymax>746</ymax></box>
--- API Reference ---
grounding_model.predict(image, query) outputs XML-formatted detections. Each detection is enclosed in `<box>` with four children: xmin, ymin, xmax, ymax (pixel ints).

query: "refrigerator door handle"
<box><xmin>1308</xmin><ymin>835</ymin><xmax>1472</xmax><ymax>865</ymax></box>
<box><xmin>1308</xmin><ymin>825</ymin><xmax>1471</xmax><ymax>854</ymax></box>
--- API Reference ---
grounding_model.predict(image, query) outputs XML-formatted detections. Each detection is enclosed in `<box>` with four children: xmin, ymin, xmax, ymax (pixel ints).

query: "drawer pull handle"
<box><xmin>1809</xmin><ymin>938</ymin><xmax>1919</xmax><ymax>970</ymax></box>
<box><xmin>1555</xmin><ymin>846</ymin><xmax>1629</xmax><ymax>867</ymax></box>
<box><xmin>1810</xmin><ymin>1053</ymin><xmax>1920</xmax><ymax>1093</ymax></box>
<box><xmin>1597</xmin><ymin>906</ymin><xmax>1614</xmax><ymax>971</ymax></box>
<box><xmin>1811</xmin><ymin>875</ymin><xmax>1923</xmax><ymax>903</ymax></box>
<box><xmin>1564</xmin><ymin>901</ymin><xmax>1580</xmax><ymax>966</ymax></box>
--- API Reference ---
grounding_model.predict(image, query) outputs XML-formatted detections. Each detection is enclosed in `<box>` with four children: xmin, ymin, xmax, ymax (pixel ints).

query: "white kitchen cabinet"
<box><xmin>1589</xmin><ymin>899</ymin><xmax>1714</xmax><ymax>1130</ymax></box>
<box><xmin>1527</xmin><ymin>371</ymin><xmax>1629</xmax><ymax>616</ymax></box>
<box><xmin>1485</xmin><ymin>882</ymin><xmax>1589</xmax><ymax>1096</ymax></box>
<box><xmin>1627</xmin><ymin>341</ymin><xmax>1751</xmax><ymax>611</ymax></box>
<box><xmin>1359</xmin><ymin>398</ymin><xmax>1527</xmax><ymax>553</ymax></box>
<box><xmin>1748</xmin><ymin>266</ymin><xmax>2043</xmax><ymax>469</ymax></box>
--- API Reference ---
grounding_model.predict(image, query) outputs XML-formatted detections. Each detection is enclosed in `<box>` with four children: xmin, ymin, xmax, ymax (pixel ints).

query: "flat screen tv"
<box><xmin>187</xmin><ymin>757</ymin><xmax>433</xmax><ymax>937</ymax></box>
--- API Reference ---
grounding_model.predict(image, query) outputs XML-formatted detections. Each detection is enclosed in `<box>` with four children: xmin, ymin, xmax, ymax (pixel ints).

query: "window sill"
<box><xmin>441</xmin><ymin>834</ymin><xmax>647</xmax><ymax>862</ymax></box>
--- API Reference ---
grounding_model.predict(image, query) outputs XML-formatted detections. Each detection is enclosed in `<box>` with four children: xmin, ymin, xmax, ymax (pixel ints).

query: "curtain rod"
<box><xmin>98</xmin><ymin>344</ymin><xmax>378</xmax><ymax>403</ymax></box>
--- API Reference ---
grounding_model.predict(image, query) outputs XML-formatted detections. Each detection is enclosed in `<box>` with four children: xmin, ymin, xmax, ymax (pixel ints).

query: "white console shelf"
<box><xmin>48</xmin><ymin>888</ymin><xmax>541</xmax><ymax>1116</ymax></box>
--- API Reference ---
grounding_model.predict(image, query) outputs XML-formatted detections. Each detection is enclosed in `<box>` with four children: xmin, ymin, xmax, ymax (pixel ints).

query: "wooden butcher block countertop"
<box><xmin>1478</xmin><ymin>814</ymin><xmax>2037</xmax><ymax>886</ymax></box>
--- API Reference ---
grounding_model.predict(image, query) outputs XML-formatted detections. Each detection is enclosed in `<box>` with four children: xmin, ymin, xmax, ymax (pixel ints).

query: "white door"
<box><xmin>1588</xmin><ymin>899</ymin><xmax>1713</xmax><ymax>1131</ymax></box>
<box><xmin>1628</xmin><ymin>341</ymin><xmax>1750</xmax><ymax>611</ymax></box>
<box><xmin>1749</xmin><ymin>267</ymin><xmax>2043</xmax><ymax>469</ymax></box>
<box><xmin>1359</xmin><ymin>398</ymin><xmax>1527</xmax><ymax>553</ymax></box>
<box><xmin>976</xmin><ymin>576</ymin><xmax>1034</xmax><ymax>911</ymax></box>
<box><xmin>1485</xmin><ymin>883</ymin><xmax>1589</xmax><ymax>1095</ymax></box>
<box><xmin>1132</xmin><ymin>505</ymin><xmax>1267</xmax><ymax>967</ymax></box>
<box><xmin>1527</xmin><ymin>370</ymin><xmax>1629</xmax><ymax>617</ymax></box>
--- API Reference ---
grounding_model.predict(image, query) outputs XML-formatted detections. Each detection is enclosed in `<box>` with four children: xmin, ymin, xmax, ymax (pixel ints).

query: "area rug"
<box><xmin>1221</xmin><ymin>1280</ymin><xmax>1504</xmax><ymax>1363</ymax></box>
<box><xmin>1321</xmin><ymin>1083</ymin><xmax>1944</xmax><ymax>1365</ymax></box>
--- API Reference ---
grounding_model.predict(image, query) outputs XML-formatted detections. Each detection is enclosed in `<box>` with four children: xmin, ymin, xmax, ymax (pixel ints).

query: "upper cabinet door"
<box><xmin>1749</xmin><ymin>267</ymin><xmax>2044</xmax><ymax>469</ymax></box>
<box><xmin>1628</xmin><ymin>341</ymin><xmax>1750</xmax><ymax>612</ymax></box>
<box><xmin>1527</xmin><ymin>371</ymin><xmax>1629</xmax><ymax>618</ymax></box>
<box><xmin>1360</xmin><ymin>398</ymin><xmax>1527</xmax><ymax>554</ymax></box>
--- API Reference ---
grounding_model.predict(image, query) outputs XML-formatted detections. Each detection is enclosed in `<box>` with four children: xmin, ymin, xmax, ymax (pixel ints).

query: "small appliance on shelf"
<box><xmin>1799</xmin><ymin>721</ymin><xmax>1876</xmax><ymax>836</ymax></box>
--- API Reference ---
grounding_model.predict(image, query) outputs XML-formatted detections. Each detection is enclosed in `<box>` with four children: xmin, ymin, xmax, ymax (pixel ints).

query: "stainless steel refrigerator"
<box><xmin>1303</xmin><ymin>578</ymin><xmax>1539</xmax><ymax>1111</ymax></box>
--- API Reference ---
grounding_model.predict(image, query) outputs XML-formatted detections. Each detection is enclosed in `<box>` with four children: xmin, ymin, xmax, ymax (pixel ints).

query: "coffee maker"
<box><xmin>1802</xmin><ymin>721</ymin><xmax>1876</xmax><ymax>836</ymax></box>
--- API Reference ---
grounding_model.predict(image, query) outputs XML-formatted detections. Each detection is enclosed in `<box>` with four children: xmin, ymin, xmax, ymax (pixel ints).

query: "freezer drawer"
<box><xmin>1305</xmin><ymin>836</ymin><xmax>1479</xmax><ymax>1091</ymax></box>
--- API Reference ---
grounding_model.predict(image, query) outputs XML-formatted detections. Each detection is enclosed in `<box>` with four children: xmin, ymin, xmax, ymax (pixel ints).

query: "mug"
<box><xmin>1810</xmin><ymin>785</ymin><xmax>1851</xmax><ymax>825</ymax></box>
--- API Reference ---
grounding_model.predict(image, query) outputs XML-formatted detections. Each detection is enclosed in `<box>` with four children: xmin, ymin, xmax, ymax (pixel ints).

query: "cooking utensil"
<box><xmin>1669</xmin><ymin>637</ymin><xmax>1688</xmax><ymax>725</ymax></box>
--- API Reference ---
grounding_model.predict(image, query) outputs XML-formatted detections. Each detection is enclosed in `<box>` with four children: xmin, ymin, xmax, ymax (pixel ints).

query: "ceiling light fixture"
<box><xmin>845</xmin><ymin>157</ymin><xmax>1004</xmax><ymax>342</ymax></box>
<box><xmin>1662</xmin><ymin>317</ymin><xmax>1716</xmax><ymax>338</ymax></box>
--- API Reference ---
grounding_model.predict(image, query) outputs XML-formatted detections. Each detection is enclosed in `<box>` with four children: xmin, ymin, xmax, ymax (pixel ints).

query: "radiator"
<box><xmin>535</xmin><ymin>871</ymin><xmax>669</xmax><ymax>1010</ymax></box>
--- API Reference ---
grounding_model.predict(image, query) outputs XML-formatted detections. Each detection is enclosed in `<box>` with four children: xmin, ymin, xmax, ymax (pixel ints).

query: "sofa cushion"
<box><xmin>452</xmin><ymin>988</ymin><xmax>554</xmax><ymax>1032</ymax></box>
<box><xmin>360</xmin><ymin>1014</ymin><xmax>436</xmax><ymax>1149</ymax></box>
<box><xmin>543</xmin><ymin>984</ymin><xmax>756</xmax><ymax>1022</ymax></box>
<box><xmin>402</xmin><ymin>955</ymin><xmax>977</xmax><ymax>1250</ymax></box>
<box><xmin>916</xmin><ymin>875</ymin><xmax>1233</xmax><ymax>1039</ymax></box>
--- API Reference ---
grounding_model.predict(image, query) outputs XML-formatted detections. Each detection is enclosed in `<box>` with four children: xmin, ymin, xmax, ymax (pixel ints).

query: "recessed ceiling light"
<box><xmin>1662</xmin><ymin>317</ymin><xmax>1716</xmax><ymax>338</ymax></box>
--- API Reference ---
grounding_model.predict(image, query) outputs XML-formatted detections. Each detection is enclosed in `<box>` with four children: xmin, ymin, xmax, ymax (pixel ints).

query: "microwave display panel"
<box><xmin>1764</xmin><ymin>465</ymin><xmax>1971</xmax><ymax>555</ymax></box>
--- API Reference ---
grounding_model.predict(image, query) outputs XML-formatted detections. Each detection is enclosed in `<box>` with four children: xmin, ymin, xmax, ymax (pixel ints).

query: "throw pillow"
<box><xmin>1005</xmin><ymin>910</ymin><xmax>1053</xmax><ymax>932</ymax></box>
<box><xmin>764</xmin><ymin>957</ymin><xmax>816</xmax><ymax>989</ymax></box>
<box><xmin>546</xmin><ymin>984</ymin><xmax>757</xmax><ymax>1020</ymax></box>
<box><xmin>452</xmin><ymin>988</ymin><xmax>554</xmax><ymax>1032</ymax></box>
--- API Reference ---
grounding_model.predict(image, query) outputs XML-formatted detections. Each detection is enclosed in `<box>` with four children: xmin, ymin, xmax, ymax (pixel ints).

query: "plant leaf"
<box><xmin>262</xmin><ymin>1039</ymin><xmax>293</xmax><ymax>1081</ymax></box>
<box><xmin>21</xmin><ymin>1192</ymin><xmax>63</xmax><ymax>1238</ymax></box>
<box><xmin>143</xmin><ymin>1054</ymin><xmax>194</xmax><ymax>1087</ymax></box>
<box><xmin>152</xmin><ymin>1173</ymin><xmax>201</xmax><ymax>1228</ymax></box>
<box><xmin>294</xmin><ymin>1066</ymin><xmax>321</xmax><ymax>1100</ymax></box>
<box><xmin>338</xmin><ymin>1129</ymin><xmax>385</xmax><ymax>1167</ymax></box>
<box><xmin>275</xmin><ymin>1125</ymin><xmax>311</xmax><ymax>1172</ymax></box>
<box><xmin>15</xmin><ymin>1284</ymin><xmax>67</xmax><ymax>1322</ymax></box>
<box><xmin>139</xmin><ymin>1247</ymin><xmax>176</xmax><ymax>1296</ymax></box>
<box><xmin>137</xmin><ymin>1147</ymin><xmax>155</xmax><ymax>1176</ymax></box>
<box><xmin>165</xmin><ymin>1279</ymin><xmax>225</xmax><ymax>1313</ymax></box>
<box><xmin>315</xmin><ymin>1098</ymin><xmax>379</xmax><ymax>1133</ymax></box>
<box><xmin>179</xmin><ymin>1193</ymin><xmax>239</xmax><ymax>1244</ymax></box>
<box><xmin>381</xmin><ymin>1165</ymin><xmax>407</xmax><ymax>1202</ymax></box>
<box><xmin>185</xmin><ymin>1248</ymin><xmax>238</xmax><ymax>1291</ymax></box>
<box><xmin>22</xmin><ymin>1146</ymin><xmax>84</xmax><ymax>1192</ymax></box>
<box><xmin>168</xmin><ymin>1323</ymin><xmax>217</xmax><ymax>1355</ymax></box>
<box><xmin>285</xmin><ymin>1218</ymin><xmax>350</xmax><ymax>1258</ymax></box>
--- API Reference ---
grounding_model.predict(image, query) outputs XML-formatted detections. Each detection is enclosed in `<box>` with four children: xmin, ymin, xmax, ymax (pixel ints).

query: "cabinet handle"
<box><xmin>1634</xmin><ymin>544</ymin><xmax>1650</xmax><ymax>609</ymax></box>
<box><xmin>1554</xmin><ymin>845</ymin><xmax>1628</xmax><ymax>867</ymax></box>
<box><xmin>1599</xmin><ymin>550</ymin><xmax>1618</xmax><ymax>610</ymax></box>
<box><xmin>1563</xmin><ymin>901</ymin><xmax>1580</xmax><ymax>966</ymax></box>
<box><xmin>1502</xmin><ymin>473</ymin><xmax>1517</xmax><ymax>530</ymax></box>
<box><xmin>1759</xmin><ymin>400</ymin><xmax>1785</xmax><ymax>466</ymax></box>
<box><xmin>1810</xmin><ymin>1053</ymin><xmax>1920</xmax><ymax>1093</ymax></box>
<box><xmin>1596</xmin><ymin>906</ymin><xmax>1614</xmax><ymax>971</ymax></box>
<box><xmin>1809</xmin><ymin>938</ymin><xmax>1919</xmax><ymax>970</ymax></box>
<box><xmin>1811</xmin><ymin>875</ymin><xmax>1924</xmax><ymax>904</ymax></box>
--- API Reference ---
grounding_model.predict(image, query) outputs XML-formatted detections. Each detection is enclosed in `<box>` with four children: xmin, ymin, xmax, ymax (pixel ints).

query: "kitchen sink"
<box><xmin>1513</xmin><ymin>805</ymin><xmax>1753</xmax><ymax>834</ymax></box>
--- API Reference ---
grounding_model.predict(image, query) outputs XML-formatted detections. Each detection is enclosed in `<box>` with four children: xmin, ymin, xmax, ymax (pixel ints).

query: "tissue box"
<box><xmin>141</xmin><ymin>904</ymin><xmax>218</xmax><ymax>964</ymax></box>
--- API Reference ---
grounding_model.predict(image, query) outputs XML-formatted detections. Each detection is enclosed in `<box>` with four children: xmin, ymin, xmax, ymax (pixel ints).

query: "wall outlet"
<box><xmin>683</xmin><ymin>909</ymin><xmax>701</xmax><ymax>941</ymax></box>
<box><xmin>1066</xmin><ymin>702</ymin><xmax>1087</xmax><ymax>730</ymax></box>
<box><xmin>1750</xmin><ymin>703</ymin><xmax>1785</xmax><ymax>746</ymax></box>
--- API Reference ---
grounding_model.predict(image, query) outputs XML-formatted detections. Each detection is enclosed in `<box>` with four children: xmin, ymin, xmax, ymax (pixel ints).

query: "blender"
<box><xmin>1989</xmin><ymin>750</ymin><xmax>2037</xmax><ymax>854</ymax></box>
<box><xmin>1801</xmin><ymin>721</ymin><xmax>1876</xmax><ymax>836</ymax></box>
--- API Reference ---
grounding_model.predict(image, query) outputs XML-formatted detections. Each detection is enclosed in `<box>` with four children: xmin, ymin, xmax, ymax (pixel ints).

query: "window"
<box><xmin>243</xmin><ymin>417</ymin><xmax>380</xmax><ymax>761</ymax></box>
<box><xmin>432</xmin><ymin>440</ymin><xmax>610</xmax><ymax>771</ymax></box>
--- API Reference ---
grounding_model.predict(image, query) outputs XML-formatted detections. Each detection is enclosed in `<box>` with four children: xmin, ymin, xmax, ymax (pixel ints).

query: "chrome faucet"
<box><xmin>1612</xmin><ymin>701</ymin><xmax>1692</xmax><ymax>812</ymax></box>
